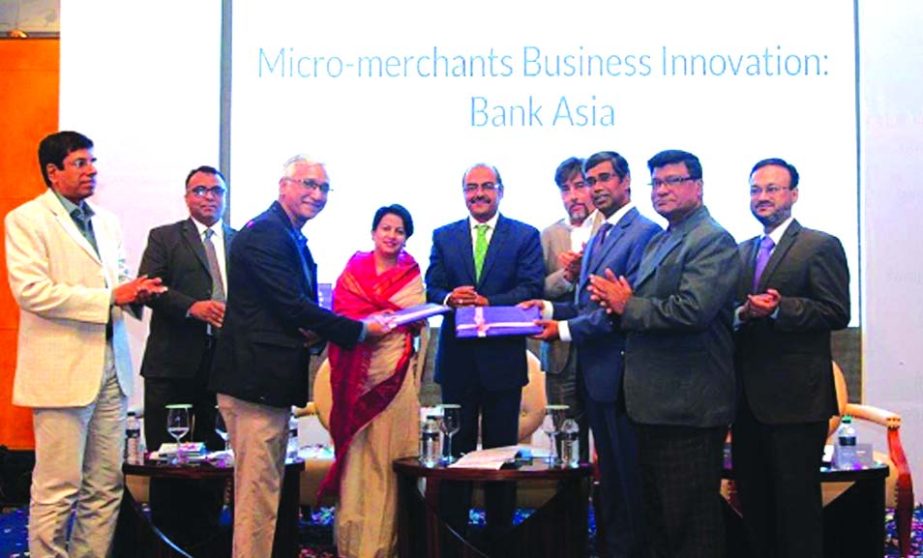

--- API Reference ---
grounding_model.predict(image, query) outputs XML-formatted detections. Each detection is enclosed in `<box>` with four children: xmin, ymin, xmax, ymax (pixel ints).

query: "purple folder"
<box><xmin>455</xmin><ymin>306</ymin><xmax>542</xmax><ymax>338</ymax></box>
<box><xmin>388</xmin><ymin>303</ymin><xmax>451</xmax><ymax>327</ymax></box>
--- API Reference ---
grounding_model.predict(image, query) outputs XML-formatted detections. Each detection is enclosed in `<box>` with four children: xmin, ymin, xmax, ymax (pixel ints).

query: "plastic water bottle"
<box><xmin>125</xmin><ymin>412</ymin><xmax>142</xmax><ymax>465</ymax></box>
<box><xmin>286</xmin><ymin>415</ymin><xmax>300</xmax><ymax>462</ymax></box>
<box><xmin>420</xmin><ymin>416</ymin><xmax>441</xmax><ymax>468</ymax></box>
<box><xmin>559</xmin><ymin>419</ymin><xmax>580</xmax><ymax>468</ymax></box>
<box><xmin>833</xmin><ymin>415</ymin><xmax>858</xmax><ymax>470</ymax></box>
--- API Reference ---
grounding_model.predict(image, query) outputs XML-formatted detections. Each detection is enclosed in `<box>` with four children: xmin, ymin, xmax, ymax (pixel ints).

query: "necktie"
<box><xmin>751</xmin><ymin>236</ymin><xmax>775</xmax><ymax>292</ymax></box>
<box><xmin>589</xmin><ymin>222</ymin><xmax>613</xmax><ymax>263</ymax></box>
<box><xmin>474</xmin><ymin>224</ymin><xmax>489</xmax><ymax>281</ymax></box>
<box><xmin>203</xmin><ymin>229</ymin><xmax>226</xmax><ymax>302</ymax></box>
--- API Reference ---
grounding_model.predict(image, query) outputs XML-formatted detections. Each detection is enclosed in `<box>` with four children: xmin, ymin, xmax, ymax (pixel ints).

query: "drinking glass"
<box><xmin>439</xmin><ymin>404</ymin><xmax>461</xmax><ymax>464</ymax></box>
<box><xmin>165</xmin><ymin>404</ymin><xmax>191</xmax><ymax>465</ymax></box>
<box><xmin>215</xmin><ymin>406</ymin><xmax>230</xmax><ymax>452</ymax></box>
<box><xmin>542</xmin><ymin>405</ymin><xmax>569</xmax><ymax>465</ymax></box>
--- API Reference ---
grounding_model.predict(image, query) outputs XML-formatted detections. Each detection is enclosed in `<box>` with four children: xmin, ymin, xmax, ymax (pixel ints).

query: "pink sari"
<box><xmin>317</xmin><ymin>250</ymin><xmax>422</xmax><ymax>499</ymax></box>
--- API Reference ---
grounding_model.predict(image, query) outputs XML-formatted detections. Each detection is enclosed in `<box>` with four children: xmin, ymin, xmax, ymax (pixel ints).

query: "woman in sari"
<box><xmin>317</xmin><ymin>204</ymin><xmax>425</xmax><ymax>558</ymax></box>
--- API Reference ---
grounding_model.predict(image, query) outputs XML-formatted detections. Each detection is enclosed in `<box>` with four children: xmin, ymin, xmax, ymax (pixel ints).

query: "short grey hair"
<box><xmin>282</xmin><ymin>154</ymin><xmax>325</xmax><ymax>177</ymax></box>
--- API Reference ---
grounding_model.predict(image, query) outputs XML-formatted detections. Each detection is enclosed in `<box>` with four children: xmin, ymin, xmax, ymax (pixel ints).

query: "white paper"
<box><xmin>448</xmin><ymin>445</ymin><xmax>521</xmax><ymax>469</ymax></box>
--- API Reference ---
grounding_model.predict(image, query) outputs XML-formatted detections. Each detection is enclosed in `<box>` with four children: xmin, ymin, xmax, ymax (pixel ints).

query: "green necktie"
<box><xmin>474</xmin><ymin>224</ymin><xmax>489</xmax><ymax>281</ymax></box>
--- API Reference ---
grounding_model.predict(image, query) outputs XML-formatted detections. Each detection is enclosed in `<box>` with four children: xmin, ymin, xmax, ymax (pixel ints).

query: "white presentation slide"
<box><xmin>230</xmin><ymin>1</ymin><xmax>859</xmax><ymax>322</ymax></box>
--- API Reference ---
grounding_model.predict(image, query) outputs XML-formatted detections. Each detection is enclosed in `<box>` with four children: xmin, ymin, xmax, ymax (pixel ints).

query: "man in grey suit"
<box><xmin>529</xmin><ymin>151</ymin><xmax>661</xmax><ymax>557</ymax></box>
<box><xmin>589</xmin><ymin>149</ymin><xmax>740</xmax><ymax>558</ymax></box>
<box><xmin>538</xmin><ymin>156</ymin><xmax>603</xmax><ymax>461</ymax></box>
<box><xmin>733</xmin><ymin>158</ymin><xmax>850</xmax><ymax>558</ymax></box>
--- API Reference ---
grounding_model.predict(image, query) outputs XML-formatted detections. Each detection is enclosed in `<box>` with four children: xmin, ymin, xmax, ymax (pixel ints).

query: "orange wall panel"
<box><xmin>0</xmin><ymin>38</ymin><xmax>60</xmax><ymax>449</ymax></box>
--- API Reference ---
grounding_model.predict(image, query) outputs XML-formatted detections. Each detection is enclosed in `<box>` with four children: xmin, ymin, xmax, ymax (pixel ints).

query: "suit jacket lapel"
<box><xmin>634</xmin><ymin>229</ymin><xmax>683</xmax><ymax>289</ymax></box>
<box><xmin>40</xmin><ymin>191</ymin><xmax>102</xmax><ymax>265</ymax></box>
<box><xmin>739</xmin><ymin>237</ymin><xmax>760</xmax><ymax>296</ymax></box>
<box><xmin>478</xmin><ymin>215</ymin><xmax>507</xmax><ymax>287</ymax></box>
<box><xmin>758</xmin><ymin>220</ymin><xmax>802</xmax><ymax>291</ymax></box>
<box><xmin>181</xmin><ymin>219</ymin><xmax>211</xmax><ymax>276</ymax></box>
<box><xmin>453</xmin><ymin>219</ymin><xmax>477</xmax><ymax>284</ymax></box>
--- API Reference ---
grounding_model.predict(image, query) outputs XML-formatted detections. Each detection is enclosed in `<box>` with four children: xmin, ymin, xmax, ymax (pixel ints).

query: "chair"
<box><xmin>723</xmin><ymin>362</ymin><xmax>915</xmax><ymax>558</ymax></box>
<box><xmin>829</xmin><ymin>362</ymin><xmax>914</xmax><ymax>558</ymax></box>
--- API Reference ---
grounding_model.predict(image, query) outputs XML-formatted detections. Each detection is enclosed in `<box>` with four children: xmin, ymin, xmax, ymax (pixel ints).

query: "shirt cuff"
<box><xmin>559</xmin><ymin>320</ymin><xmax>573</xmax><ymax>342</ymax></box>
<box><xmin>540</xmin><ymin>300</ymin><xmax>554</xmax><ymax>320</ymax></box>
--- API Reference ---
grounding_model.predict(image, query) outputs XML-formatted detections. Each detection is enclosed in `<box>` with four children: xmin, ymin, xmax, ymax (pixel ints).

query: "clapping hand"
<box><xmin>588</xmin><ymin>269</ymin><xmax>632</xmax><ymax>315</ymax></box>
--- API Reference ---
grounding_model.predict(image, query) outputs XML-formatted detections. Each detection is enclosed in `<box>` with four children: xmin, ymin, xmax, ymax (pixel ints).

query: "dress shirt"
<box><xmin>555</xmin><ymin>203</ymin><xmax>636</xmax><ymax>342</ymax></box>
<box><xmin>191</xmin><ymin>218</ymin><xmax>228</xmax><ymax>291</ymax></box>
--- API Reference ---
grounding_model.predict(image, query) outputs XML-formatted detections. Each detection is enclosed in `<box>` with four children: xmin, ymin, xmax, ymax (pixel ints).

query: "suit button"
<box><xmin>620</xmin><ymin>350</ymin><xmax>625</xmax><ymax>356</ymax></box>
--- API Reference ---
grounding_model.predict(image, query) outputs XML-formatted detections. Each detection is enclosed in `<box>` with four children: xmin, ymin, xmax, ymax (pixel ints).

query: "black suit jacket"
<box><xmin>138</xmin><ymin>218</ymin><xmax>236</xmax><ymax>379</ymax></box>
<box><xmin>425</xmin><ymin>214</ymin><xmax>544</xmax><ymax>393</ymax></box>
<box><xmin>734</xmin><ymin>219</ymin><xmax>850</xmax><ymax>424</ymax></box>
<box><xmin>209</xmin><ymin>202</ymin><xmax>363</xmax><ymax>408</ymax></box>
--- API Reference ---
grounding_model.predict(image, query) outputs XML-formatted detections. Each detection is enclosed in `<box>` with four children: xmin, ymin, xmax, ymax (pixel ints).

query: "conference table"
<box><xmin>393</xmin><ymin>456</ymin><xmax>593</xmax><ymax>558</ymax></box>
<box><xmin>114</xmin><ymin>458</ymin><xmax>303</xmax><ymax>558</ymax></box>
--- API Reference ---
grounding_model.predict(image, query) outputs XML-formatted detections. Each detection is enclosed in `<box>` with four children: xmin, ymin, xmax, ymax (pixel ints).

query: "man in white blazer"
<box><xmin>4</xmin><ymin>131</ymin><xmax>164</xmax><ymax>557</ymax></box>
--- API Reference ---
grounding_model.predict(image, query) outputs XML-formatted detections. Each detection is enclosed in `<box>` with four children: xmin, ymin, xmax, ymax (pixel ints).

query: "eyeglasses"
<box><xmin>649</xmin><ymin>176</ymin><xmax>697</xmax><ymax>188</ymax></box>
<box><xmin>585</xmin><ymin>173</ymin><xmax>620</xmax><ymax>186</ymax></box>
<box><xmin>463</xmin><ymin>182</ymin><xmax>498</xmax><ymax>193</ymax></box>
<box><xmin>188</xmin><ymin>186</ymin><xmax>226</xmax><ymax>198</ymax></box>
<box><xmin>749</xmin><ymin>185</ymin><xmax>790</xmax><ymax>197</ymax></box>
<box><xmin>284</xmin><ymin>177</ymin><xmax>332</xmax><ymax>194</ymax></box>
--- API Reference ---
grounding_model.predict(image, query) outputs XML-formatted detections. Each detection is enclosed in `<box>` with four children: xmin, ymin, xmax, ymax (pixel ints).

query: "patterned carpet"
<box><xmin>2</xmin><ymin>504</ymin><xmax>921</xmax><ymax>557</ymax></box>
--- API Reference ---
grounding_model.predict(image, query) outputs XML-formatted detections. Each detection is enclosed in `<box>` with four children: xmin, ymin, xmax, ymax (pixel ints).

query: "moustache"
<box><xmin>470</xmin><ymin>196</ymin><xmax>491</xmax><ymax>204</ymax></box>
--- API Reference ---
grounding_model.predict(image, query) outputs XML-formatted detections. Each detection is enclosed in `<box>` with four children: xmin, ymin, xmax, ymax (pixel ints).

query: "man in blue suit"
<box><xmin>425</xmin><ymin>163</ymin><xmax>544</xmax><ymax>550</ymax></box>
<box><xmin>527</xmin><ymin>151</ymin><xmax>660</xmax><ymax>558</ymax></box>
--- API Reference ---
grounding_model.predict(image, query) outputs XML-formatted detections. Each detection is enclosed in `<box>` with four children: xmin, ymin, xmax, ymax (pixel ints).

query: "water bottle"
<box><xmin>559</xmin><ymin>419</ymin><xmax>580</xmax><ymax>468</ymax></box>
<box><xmin>420</xmin><ymin>416</ymin><xmax>441</xmax><ymax>468</ymax></box>
<box><xmin>125</xmin><ymin>412</ymin><xmax>142</xmax><ymax>465</ymax></box>
<box><xmin>833</xmin><ymin>415</ymin><xmax>858</xmax><ymax>470</ymax></box>
<box><xmin>286</xmin><ymin>415</ymin><xmax>300</xmax><ymax>461</ymax></box>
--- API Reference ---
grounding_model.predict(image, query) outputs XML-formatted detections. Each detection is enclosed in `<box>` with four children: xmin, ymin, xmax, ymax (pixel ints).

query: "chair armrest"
<box><xmin>843</xmin><ymin>403</ymin><xmax>900</xmax><ymax>429</ymax></box>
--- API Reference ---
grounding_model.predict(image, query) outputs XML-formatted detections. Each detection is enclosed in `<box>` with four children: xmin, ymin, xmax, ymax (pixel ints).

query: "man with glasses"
<box><xmin>209</xmin><ymin>155</ymin><xmax>389</xmax><ymax>557</ymax></box>
<box><xmin>426</xmin><ymin>163</ymin><xmax>544</xmax><ymax>553</ymax></box>
<box><xmin>537</xmin><ymin>156</ymin><xmax>602</xmax><ymax>463</ymax></box>
<box><xmin>137</xmin><ymin>165</ymin><xmax>235</xmax><ymax>549</ymax></box>
<box><xmin>5</xmin><ymin>131</ymin><xmax>164</xmax><ymax>556</ymax></box>
<box><xmin>732</xmin><ymin>158</ymin><xmax>849</xmax><ymax>558</ymax></box>
<box><xmin>528</xmin><ymin>151</ymin><xmax>661</xmax><ymax>557</ymax></box>
<box><xmin>588</xmin><ymin>149</ymin><xmax>740</xmax><ymax>558</ymax></box>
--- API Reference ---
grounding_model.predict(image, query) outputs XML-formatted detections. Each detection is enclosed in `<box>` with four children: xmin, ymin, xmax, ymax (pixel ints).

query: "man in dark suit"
<box><xmin>209</xmin><ymin>155</ymin><xmax>388</xmax><ymax>558</ymax></box>
<box><xmin>530</xmin><ymin>151</ymin><xmax>661</xmax><ymax>558</ymax></box>
<box><xmin>733</xmin><ymin>158</ymin><xmax>850</xmax><ymax>558</ymax></box>
<box><xmin>538</xmin><ymin>156</ymin><xmax>603</xmax><ymax>462</ymax></box>
<box><xmin>425</xmin><ymin>163</ymin><xmax>544</xmax><ymax>549</ymax></box>
<box><xmin>138</xmin><ymin>165</ymin><xmax>235</xmax><ymax>548</ymax></box>
<box><xmin>589</xmin><ymin>150</ymin><xmax>740</xmax><ymax>558</ymax></box>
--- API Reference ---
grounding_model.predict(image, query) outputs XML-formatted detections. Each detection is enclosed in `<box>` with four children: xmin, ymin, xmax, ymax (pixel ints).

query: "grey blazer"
<box><xmin>620</xmin><ymin>206</ymin><xmax>741</xmax><ymax>428</ymax></box>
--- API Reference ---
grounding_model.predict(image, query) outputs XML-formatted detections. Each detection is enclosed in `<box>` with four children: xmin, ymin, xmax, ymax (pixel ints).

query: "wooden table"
<box><xmin>115</xmin><ymin>459</ymin><xmax>303</xmax><ymax>558</ymax></box>
<box><xmin>393</xmin><ymin>457</ymin><xmax>593</xmax><ymax>558</ymax></box>
<box><xmin>723</xmin><ymin>462</ymin><xmax>890</xmax><ymax>558</ymax></box>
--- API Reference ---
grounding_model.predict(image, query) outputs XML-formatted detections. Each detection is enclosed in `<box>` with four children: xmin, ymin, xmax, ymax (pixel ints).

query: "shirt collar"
<box><xmin>191</xmin><ymin>217</ymin><xmax>224</xmax><ymax>242</ymax></box>
<box><xmin>469</xmin><ymin>212</ymin><xmax>500</xmax><ymax>231</ymax></box>
<box><xmin>53</xmin><ymin>189</ymin><xmax>94</xmax><ymax>221</ymax></box>
<box><xmin>764</xmin><ymin>216</ymin><xmax>794</xmax><ymax>246</ymax></box>
<box><xmin>604</xmin><ymin>203</ymin><xmax>635</xmax><ymax>227</ymax></box>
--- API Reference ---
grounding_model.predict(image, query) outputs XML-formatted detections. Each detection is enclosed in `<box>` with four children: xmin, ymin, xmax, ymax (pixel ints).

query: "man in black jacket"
<box><xmin>209</xmin><ymin>155</ymin><xmax>388</xmax><ymax>558</ymax></box>
<box><xmin>138</xmin><ymin>165</ymin><xmax>234</xmax><ymax>549</ymax></box>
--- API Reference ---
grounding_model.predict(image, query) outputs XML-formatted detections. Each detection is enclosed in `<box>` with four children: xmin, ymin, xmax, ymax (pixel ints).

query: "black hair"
<box><xmin>584</xmin><ymin>151</ymin><xmax>631</xmax><ymax>180</ymax></box>
<box><xmin>38</xmin><ymin>131</ymin><xmax>93</xmax><ymax>187</ymax></box>
<box><xmin>750</xmin><ymin>158</ymin><xmax>799</xmax><ymax>189</ymax></box>
<box><xmin>554</xmin><ymin>157</ymin><xmax>585</xmax><ymax>187</ymax></box>
<box><xmin>185</xmin><ymin>165</ymin><xmax>227</xmax><ymax>188</ymax></box>
<box><xmin>647</xmin><ymin>149</ymin><xmax>702</xmax><ymax>180</ymax></box>
<box><xmin>372</xmin><ymin>204</ymin><xmax>414</xmax><ymax>238</ymax></box>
